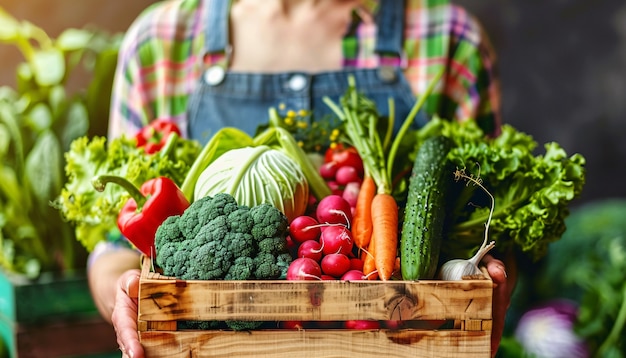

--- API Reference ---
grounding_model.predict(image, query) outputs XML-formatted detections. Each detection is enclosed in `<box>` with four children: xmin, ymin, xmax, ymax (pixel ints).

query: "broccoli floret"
<box><xmin>257</xmin><ymin>236</ymin><xmax>288</xmax><ymax>255</ymax></box>
<box><xmin>154</xmin><ymin>215</ymin><xmax>185</xmax><ymax>274</ymax></box>
<box><xmin>178</xmin><ymin>193</ymin><xmax>240</xmax><ymax>239</ymax></box>
<box><xmin>227</xmin><ymin>206</ymin><xmax>254</xmax><ymax>234</ymax></box>
<box><xmin>276</xmin><ymin>252</ymin><xmax>293</xmax><ymax>279</ymax></box>
<box><xmin>225</xmin><ymin>256</ymin><xmax>255</xmax><ymax>280</ymax></box>
<box><xmin>155</xmin><ymin>215</ymin><xmax>183</xmax><ymax>250</ymax></box>
<box><xmin>225</xmin><ymin>232</ymin><xmax>256</xmax><ymax>258</ymax></box>
<box><xmin>253</xmin><ymin>252</ymin><xmax>283</xmax><ymax>279</ymax></box>
<box><xmin>249</xmin><ymin>203</ymin><xmax>288</xmax><ymax>241</ymax></box>
<box><xmin>184</xmin><ymin>235</ymin><xmax>232</xmax><ymax>280</ymax></box>
<box><xmin>225</xmin><ymin>320</ymin><xmax>263</xmax><ymax>331</ymax></box>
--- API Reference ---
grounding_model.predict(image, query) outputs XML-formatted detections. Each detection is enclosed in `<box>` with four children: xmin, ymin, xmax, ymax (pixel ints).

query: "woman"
<box><xmin>90</xmin><ymin>1</ymin><xmax>514</xmax><ymax>357</ymax></box>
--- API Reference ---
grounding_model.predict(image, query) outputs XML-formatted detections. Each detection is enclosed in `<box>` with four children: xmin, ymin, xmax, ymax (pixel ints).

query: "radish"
<box><xmin>280</xmin><ymin>321</ymin><xmax>305</xmax><ymax>329</ymax></box>
<box><xmin>383</xmin><ymin>320</ymin><xmax>406</xmax><ymax>330</ymax></box>
<box><xmin>319</xmin><ymin>225</ymin><xmax>353</xmax><ymax>256</ymax></box>
<box><xmin>344</xmin><ymin>320</ymin><xmax>381</xmax><ymax>330</ymax></box>
<box><xmin>297</xmin><ymin>240</ymin><xmax>323</xmax><ymax>262</ymax></box>
<box><xmin>286</xmin><ymin>257</ymin><xmax>322</xmax><ymax>281</ymax></box>
<box><xmin>289</xmin><ymin>215</ymin><xmax>321</xmax><ymax>243</ymax></box>
<box><xmin>316</xmin><ymin>195</ymin><xmax>353</xmax><ymax>226</ymax></box>
<box><xmin>341</xmin><ymin>181</ymin><xmax>361</xmax><ymax>208</ymax></box>
<box><xmin>349</xmin><ymin>257</ymin><xmax>364</xmax><ymax>271</ymax></box>
<box><xmin>326</xmin><ymin>146</ymin><xmax>364</xmax><ymax>176</ymax></box>
<box><xmin>326</xmin><ymin>181</ymin><xmax>343</xmax><ymax>196</ymax></box>
<box><xmin>321</xmin><ymin>253</ymin><xmax>351</xmax><ymax>278</ymax></box>
<box><xmin>320</xmin><ymin>274</ymin><xmax>336</xmax><ymax>280</ymax></box>
<box><xmin>335</xmin><ymin>166</ymin><xmax>361</xmax><ymax>186</ymax></box>
<box><xmin>341</xmin><ymin>269</ymin><xmax>365</xmax><ymax>281</ymax></box>
<box><xmin>319</xmin><ymin>161</ymin><xmax>338</xmax><ymax>180</ymax></box>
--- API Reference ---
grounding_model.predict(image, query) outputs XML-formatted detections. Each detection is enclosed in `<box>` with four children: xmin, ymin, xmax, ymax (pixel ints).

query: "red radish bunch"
<box><xmin>287</xmin><ymin>198</ymin><xmax>363</xmax><ymax>281</ymax></box>
<box><xmin>318</xmin><ymin>145</ymin><xmax>364</xmax><ymax>215</ymax></box>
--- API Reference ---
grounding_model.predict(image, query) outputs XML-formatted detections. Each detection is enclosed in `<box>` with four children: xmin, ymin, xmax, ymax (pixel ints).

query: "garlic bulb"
<box><xmin>439</xmin><ymin>240</ymin><xmax>495</xmax><ymax>280</ymax></box>
<box><xmin>440</xmin><ymin>167</ymin><xmax>496</xmax><ymax>281</ymax></box>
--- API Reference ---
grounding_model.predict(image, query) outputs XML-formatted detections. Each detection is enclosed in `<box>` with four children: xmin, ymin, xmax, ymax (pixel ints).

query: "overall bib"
<box><xmin>186</xmin><ymin>0</ymin><xmax>428</xmax><ymax>145</ymax></box>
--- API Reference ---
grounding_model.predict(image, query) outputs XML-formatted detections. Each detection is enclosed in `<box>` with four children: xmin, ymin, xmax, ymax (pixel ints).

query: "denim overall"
<box><xmin>186</xmin><ymin>0</ymin><xmax>428</xmax><ymax>145</ymax></box>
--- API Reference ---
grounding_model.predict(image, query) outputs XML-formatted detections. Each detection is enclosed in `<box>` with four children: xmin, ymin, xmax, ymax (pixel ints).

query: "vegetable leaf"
<box><xmin>418</xmin><ymin>117</ymin><xmax>586</xmax><ymax>262</ymax></box>
<box><xmin>54</xmin><ymin>135</ymin><xmax>201</xmax><ymax>251</ymax></box>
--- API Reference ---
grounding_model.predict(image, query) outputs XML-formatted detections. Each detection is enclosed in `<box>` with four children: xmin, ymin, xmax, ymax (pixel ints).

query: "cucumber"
<box><xmin>400</xmin><ymin>135</ymin><xmax>454</xmax><ymax>280</ymax></box>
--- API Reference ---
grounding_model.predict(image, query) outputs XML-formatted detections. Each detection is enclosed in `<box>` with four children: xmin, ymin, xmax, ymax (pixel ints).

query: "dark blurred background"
<box><xmin>2</xmin><ymin>0</ymin><xmax>624</xmax><ymax>205</ymax></box>
<box><xmin>455</xmin><ymin>0</ymin><xmax>626</xmax><ymax>205</ymax></box>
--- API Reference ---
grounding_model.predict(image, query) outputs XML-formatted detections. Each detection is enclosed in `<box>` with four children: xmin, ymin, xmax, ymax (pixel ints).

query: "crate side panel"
<box><xmin>140</xmin><ymin>329</ymin><xmax>491</xmax><ymax>358</ymax></box>
<box><xmin>138</xmin><ymin>279</ymin><xmax>492</xmax><ymax>322</ymax></box>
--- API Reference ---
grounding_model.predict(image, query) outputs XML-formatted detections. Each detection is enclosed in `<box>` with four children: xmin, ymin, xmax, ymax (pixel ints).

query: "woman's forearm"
<box><xmin>88</xmin><ymin>246</ymin><xmax>142</xmax><ymax>323</ymax></box>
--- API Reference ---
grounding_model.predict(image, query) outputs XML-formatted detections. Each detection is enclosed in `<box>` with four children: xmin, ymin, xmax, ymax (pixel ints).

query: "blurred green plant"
<box><xmin>0</xmin><ymin>7</ymin><xmax>122</xmax><ymax>278</ymax></box>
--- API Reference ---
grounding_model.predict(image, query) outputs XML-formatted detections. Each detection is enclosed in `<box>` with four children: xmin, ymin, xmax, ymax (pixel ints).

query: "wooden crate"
<box><xmin>138</xmin><ymin>258</ymin><xmax>493</xmax><ymax>358</ymax></box>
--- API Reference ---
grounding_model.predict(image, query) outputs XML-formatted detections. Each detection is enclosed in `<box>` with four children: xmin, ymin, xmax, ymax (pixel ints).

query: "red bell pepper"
<box><xmin>135</xmin><ymin>119</ymin><xmax>182</xmax><ymax>154</ymax></box>
<box><xmin>92</xmin><ymin>175</ymin><xmax>190</xmax><ymax>257</ymax></box>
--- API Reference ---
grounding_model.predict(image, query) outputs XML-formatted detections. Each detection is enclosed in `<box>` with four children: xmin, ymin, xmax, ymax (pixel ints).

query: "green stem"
<box><xmin>92</xmin><ymin>175</ymin><xmax>146</xmax><ymax>208</ymax></box>
<box><xmin>159</xmin><ymin>131</ymin><xmax>179</xmax><ymax>159</ymax></box>
<box><xmin>596</xmin><ymin>282</ymin><xmax>626</xmax><ymax>357</ymax></box>
<box><xmin>383</xmin><ymin>97</ymin><xmax>395</xmax><ymax>151</ymax></box>
<box><xmin>387</xmin><ymin>67</ymin><xmax>445</xmax><ymax>180</ymax></box>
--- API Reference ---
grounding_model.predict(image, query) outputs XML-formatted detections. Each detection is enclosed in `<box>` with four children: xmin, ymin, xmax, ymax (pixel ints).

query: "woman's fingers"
<box><xmin>112</xmin><ymin>269</ymin><xmax>144</xmax><ymax>358</ymax></box>
<box><xmin>482</xmin><ymin>253</ymin><xmax>517</xmax><ymax>358</ymax></box>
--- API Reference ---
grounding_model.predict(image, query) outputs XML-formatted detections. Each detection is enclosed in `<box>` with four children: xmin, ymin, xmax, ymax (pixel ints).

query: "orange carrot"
<box><xmin>371</xmin><ymin>193</ymin><xmax>398</xmax><ymax>281</ymax></box>
<box><xmin>361</xmin><ymin>235</ymin><xmax>378</xmax><ymax>280</ymax></box>
<box><xmin>351</xmin><ymin>175</ymin><xmax>376</xmax><ymax>250</ymax></box>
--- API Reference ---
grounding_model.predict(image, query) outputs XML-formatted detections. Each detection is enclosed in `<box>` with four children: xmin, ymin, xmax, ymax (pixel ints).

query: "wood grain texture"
<box><xmin>139</xmin><ymin>329</ymin><xmax>491</xmax><ymax>358</ymax></box>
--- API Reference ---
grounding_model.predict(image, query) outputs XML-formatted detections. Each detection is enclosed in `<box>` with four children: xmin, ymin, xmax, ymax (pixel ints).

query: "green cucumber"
<box><xmin>400</xmin><ymin>135</ymin><xmax>454</xmax><ymax>280</ymax></box>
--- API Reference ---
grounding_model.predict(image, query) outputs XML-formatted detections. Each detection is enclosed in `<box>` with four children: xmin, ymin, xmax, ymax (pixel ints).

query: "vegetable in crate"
<box><xmin>154</xmin><ymin>192</ymin><xmax>292</xmax><ymax>281</ymax></box>
<box><xmin>154</xmin><ymin>193</ymin><xmax>293</xmax><ymax>330</ymax></box>
<box><xmin>91</xmin><ymin>175</ymin><xmax>189</xmax><ymax>257</ymax></box>
<box><xmin>181</xmin><ymin>126</ymin><xmax>331</xmax><ymax>204</ymax></box>
<box><xmin>400</xmin><ymin>135</ymin><xmax>455</xmax><ymax>280</ymax></box>
<box><xmin>193</xmin><ymin>145</ymin><xmax>309</xmax><ymax>222</ymax></box>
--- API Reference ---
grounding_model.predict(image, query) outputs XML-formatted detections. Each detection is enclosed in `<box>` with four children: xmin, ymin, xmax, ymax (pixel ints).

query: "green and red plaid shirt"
<box><xmin>109</xmin><ymin>0</ymin><xmax>501</xmax><ymax>139</ymax></box>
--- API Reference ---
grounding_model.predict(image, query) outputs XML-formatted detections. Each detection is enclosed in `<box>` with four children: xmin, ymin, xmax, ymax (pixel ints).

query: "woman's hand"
<box><xmin>482</xmin><ymin>253</ymin><xmax>517</xmax><ymax>358</ymax></box>
<box><xmin>113</xmin><ymin>269</ymin><xmax>144</xmax><ymax>358</ymax></box>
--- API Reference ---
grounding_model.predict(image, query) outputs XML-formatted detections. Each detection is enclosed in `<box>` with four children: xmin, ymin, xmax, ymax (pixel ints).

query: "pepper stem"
<box><xmin>92</xmin><ymin>175</ymin><xmax>147</xmax><ymax>208</ymax></box>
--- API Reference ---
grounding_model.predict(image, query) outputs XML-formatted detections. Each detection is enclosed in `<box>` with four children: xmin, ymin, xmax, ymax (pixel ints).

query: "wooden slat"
<box><xmin>139</xmin><ymin>329</ymin><xmax>491</xmax><ymax>358</ymax></box>
<box><xmin>138</xmin><ymin>260</ymin><xmax>492</xmax><ymax>323</ymax></box>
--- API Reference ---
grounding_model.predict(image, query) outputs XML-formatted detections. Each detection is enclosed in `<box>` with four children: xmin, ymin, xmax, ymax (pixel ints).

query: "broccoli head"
<box><xmin>154</xmin><ymin>193</ymin><xmax>293</xmax><ymax>282</ymax></box>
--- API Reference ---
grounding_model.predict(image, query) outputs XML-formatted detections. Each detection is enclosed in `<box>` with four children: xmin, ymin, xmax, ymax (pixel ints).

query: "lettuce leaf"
<box><xmin>53</xmin><ymin>135</ymin><xmax>201</xmax><ymax>251</ymax></box>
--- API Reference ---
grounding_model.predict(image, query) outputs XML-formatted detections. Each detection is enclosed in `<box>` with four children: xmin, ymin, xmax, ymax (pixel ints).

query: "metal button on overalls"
<box><xmin>288</xmin><ymin>74</ymin><xmax>308</xmax><ymax>92</ymax></box>
<box><xmin>204</xmin><ymin>66</ymin><xmax>226</xmax><ymax>86</ymax></box>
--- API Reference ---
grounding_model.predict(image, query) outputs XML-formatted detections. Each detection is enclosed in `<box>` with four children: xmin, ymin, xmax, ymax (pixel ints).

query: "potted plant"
<box><xmin>0</xmin><ymin>7</ymin><xmax>122</xmax><ymax>356</ymax></box>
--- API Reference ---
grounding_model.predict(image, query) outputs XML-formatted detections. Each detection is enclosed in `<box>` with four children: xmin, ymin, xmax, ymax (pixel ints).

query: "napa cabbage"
<box><xmin>193</xmin><ymin>145</ymin><xmax>309</xmax><ymax>222</ymax></box>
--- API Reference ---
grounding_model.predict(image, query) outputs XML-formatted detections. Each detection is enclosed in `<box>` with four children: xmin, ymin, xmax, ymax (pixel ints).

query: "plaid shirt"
<box><xmin>109</xmin><ymin>0</ymin><xmax>501</xmax><ymax>139</ymax></box>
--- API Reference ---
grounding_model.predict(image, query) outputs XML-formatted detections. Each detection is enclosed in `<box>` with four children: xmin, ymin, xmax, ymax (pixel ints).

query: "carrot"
<box><xmin>361</xmin><ymin>234</ymin><xmax>378</xmax><ymax>280</ymax></box>
<box><xmin>351</xmin><ymin>175</ymin><xmax>376</xmax><ymax>250</ymax></box>
<box><xmin>371</xmin><ymin>193</ymin><xmax>398</xmax><ymax>281</ymax></box>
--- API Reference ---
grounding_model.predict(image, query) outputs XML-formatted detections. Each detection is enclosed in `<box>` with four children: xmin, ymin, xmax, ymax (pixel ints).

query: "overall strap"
<box><xmin>202</xmin><ymin>0</ymin><xmax>231</xmax><ymax>65</ymax></box>
<box><xmin>375</xmin><ymin>0</ymin><xmax>405</xmax><ymax>61</ymax></box>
